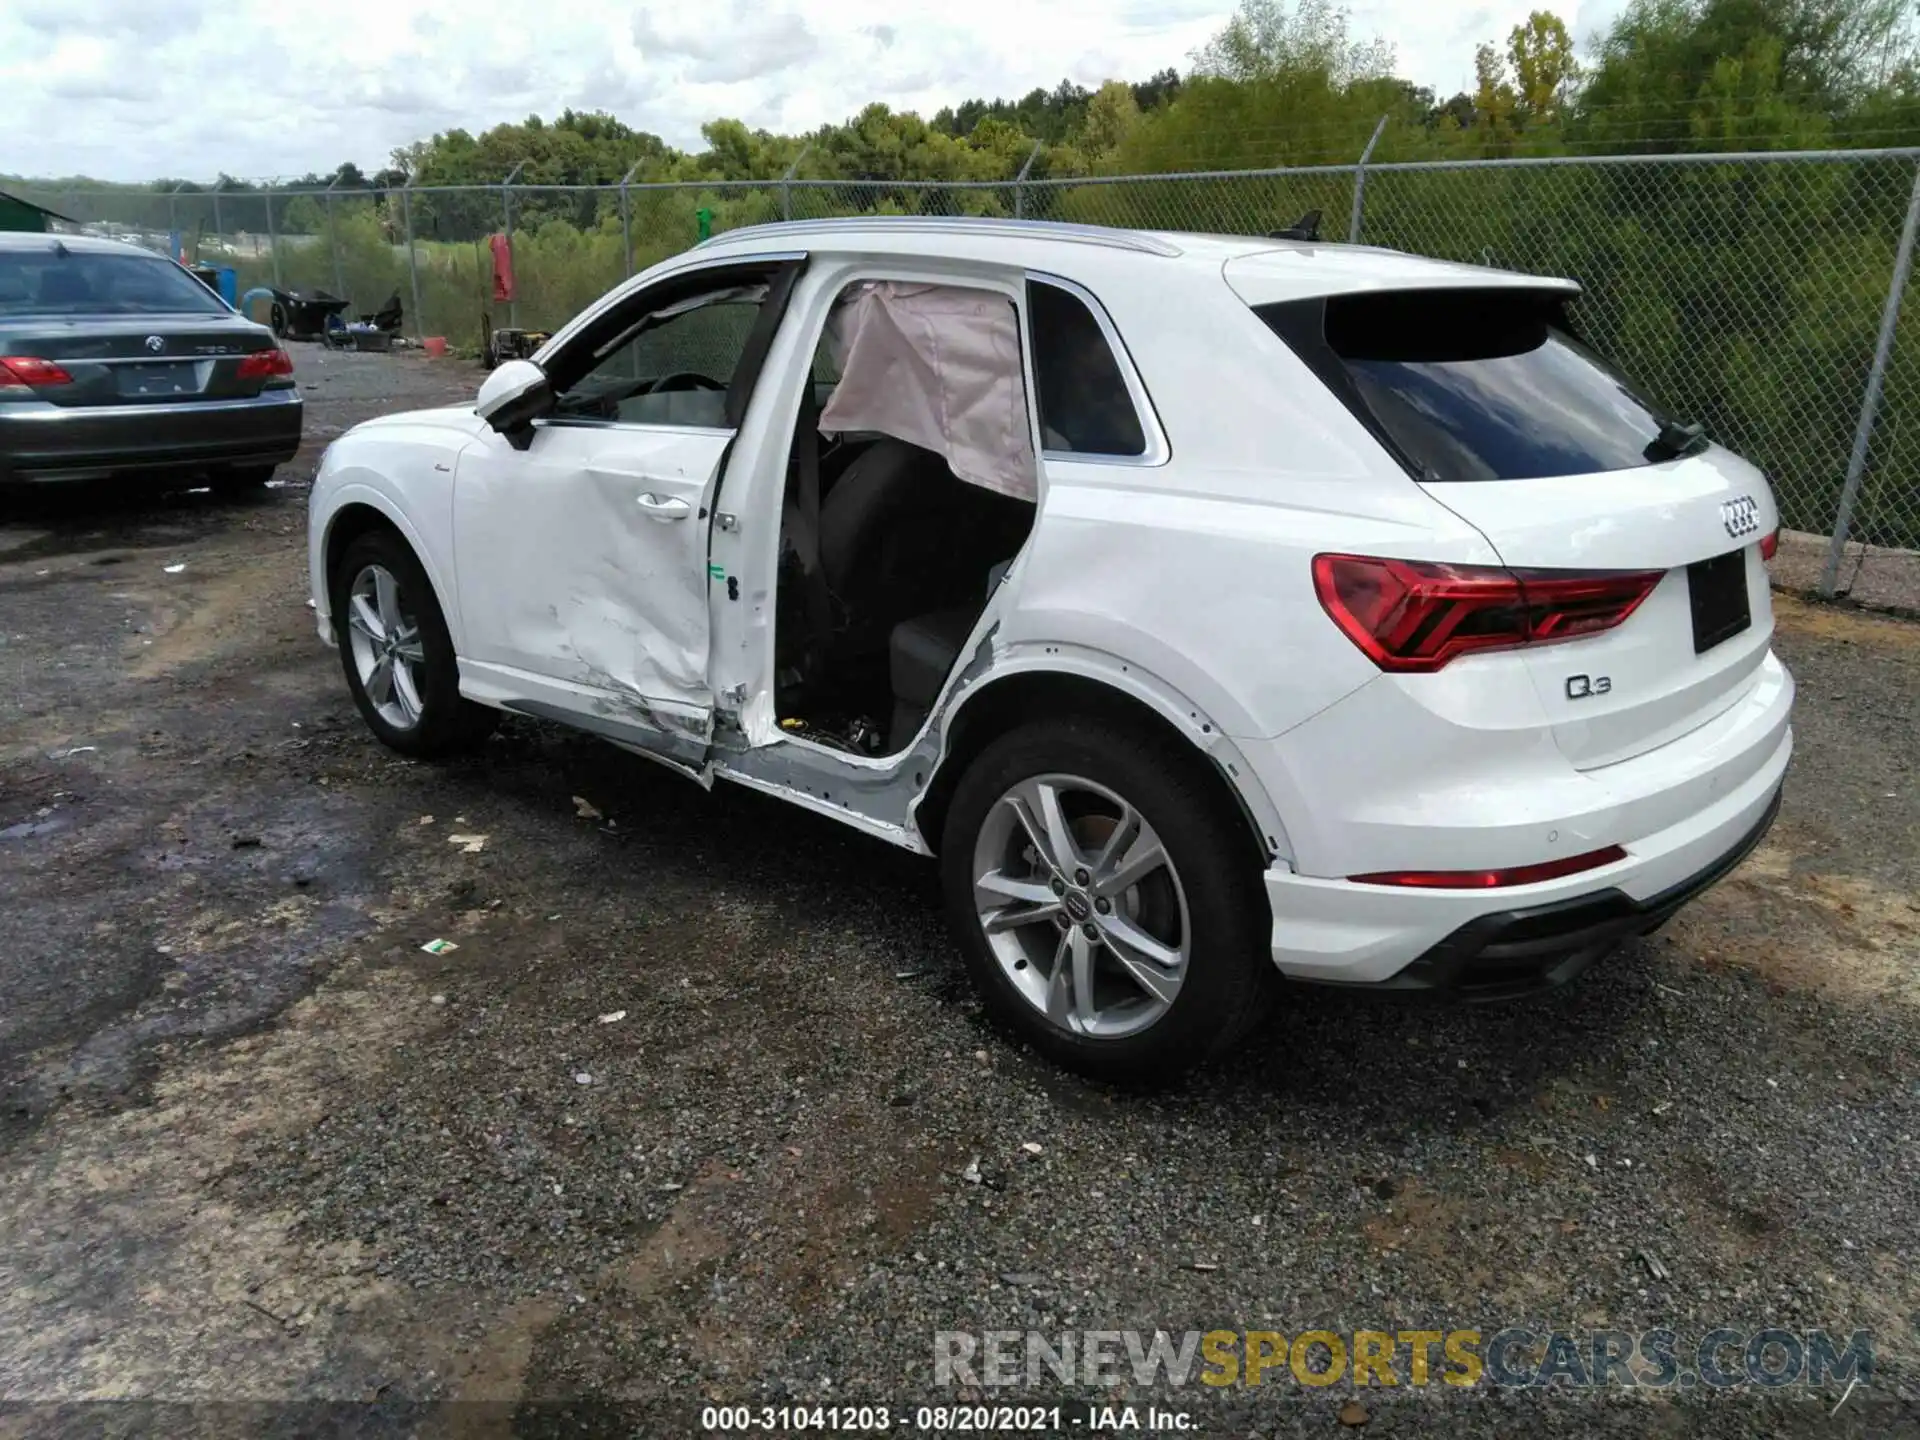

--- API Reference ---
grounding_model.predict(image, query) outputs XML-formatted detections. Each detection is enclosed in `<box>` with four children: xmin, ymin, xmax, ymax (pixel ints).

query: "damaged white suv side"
<box><xmin>308</xmin><ymin>216</ymin><xmax>1792</xmax><ymax>1081</ymax></box>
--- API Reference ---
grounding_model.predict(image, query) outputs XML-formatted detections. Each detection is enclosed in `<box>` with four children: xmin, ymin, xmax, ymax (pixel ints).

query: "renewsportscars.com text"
<box><xmin>935</xmin><ymin>1327</ymin><xmax>1873</xmax><ymax>1390</ymax></box>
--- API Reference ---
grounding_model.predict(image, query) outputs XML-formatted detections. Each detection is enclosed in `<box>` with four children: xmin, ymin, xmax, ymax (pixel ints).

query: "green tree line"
<box><xmin>10</xmin><ymin>0</ymin><xmax>1920</xmax><ymax>542</ymax></box>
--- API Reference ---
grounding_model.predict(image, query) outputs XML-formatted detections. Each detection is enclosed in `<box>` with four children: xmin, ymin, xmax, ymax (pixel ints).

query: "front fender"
<box><xmin>310</xmin><ymin>472</ymin><xmax>464</xmax><ymax>651</ymax></box>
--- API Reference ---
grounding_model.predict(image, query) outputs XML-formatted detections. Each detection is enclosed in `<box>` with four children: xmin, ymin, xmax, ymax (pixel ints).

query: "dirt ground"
<box><xmin>1</xmin><ymin>346</ymin><xmax>1917</xmax><ymax>1437</ymax></box>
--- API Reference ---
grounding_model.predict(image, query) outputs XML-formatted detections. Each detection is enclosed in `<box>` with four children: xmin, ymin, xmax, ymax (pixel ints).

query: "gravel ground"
<box><xmin>1</xmin><ymin>347</ymin><xmax>1917</xmax><ymax>1437</ymax></box>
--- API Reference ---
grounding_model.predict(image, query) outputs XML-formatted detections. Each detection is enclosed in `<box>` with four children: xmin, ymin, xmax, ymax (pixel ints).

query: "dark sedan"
<box><xmin>0</xmin><ymin>233</ymin><xmax>302</xmax><ymax>493</ymax></box>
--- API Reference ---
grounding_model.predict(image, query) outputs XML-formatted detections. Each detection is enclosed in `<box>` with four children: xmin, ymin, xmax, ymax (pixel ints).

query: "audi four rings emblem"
<box><xmin>144</xmin><ymin>335</ymin><xmax>165</xmax><ymax>353</ymax></box>
<box><xmin>1722</xmin><ymin>495</ymin><xmax>1759</xmax><ymax>539</ymax></box>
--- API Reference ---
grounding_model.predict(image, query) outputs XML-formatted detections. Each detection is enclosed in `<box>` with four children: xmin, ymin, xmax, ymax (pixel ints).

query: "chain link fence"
<box><xmin>18</xmin><ymin>146</ymin><xmax>1920</xmax><ymax>597</ymax></box>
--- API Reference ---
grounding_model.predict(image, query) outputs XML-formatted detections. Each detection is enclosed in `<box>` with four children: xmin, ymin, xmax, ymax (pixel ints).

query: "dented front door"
<box><xmin>452</xmin><ymin>418</ymin><xmax>730</xmax><ymax>757</ymax></box>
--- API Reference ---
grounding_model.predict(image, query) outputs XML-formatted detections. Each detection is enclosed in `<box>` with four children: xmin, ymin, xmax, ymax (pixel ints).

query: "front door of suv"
<box><xmin>451</xmin><ymin>257</ymin><xmax>805</xmax><ymax>762</ymax></box>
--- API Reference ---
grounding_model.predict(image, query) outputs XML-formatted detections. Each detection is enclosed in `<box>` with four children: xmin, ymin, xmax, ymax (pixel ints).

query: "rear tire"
<box><xmin>332</xmin><ymin>528</ymin><xmax>499</xmax><ymax>758</ymax></box>
<box><xmin>939</xmin><ymin>716</ymin><xmax>1276</xmax><ymax>1085</ymax></box>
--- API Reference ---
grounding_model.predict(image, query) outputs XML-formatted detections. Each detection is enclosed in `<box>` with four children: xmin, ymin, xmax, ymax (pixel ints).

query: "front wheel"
<box><xmin>332</xmin><ymin>529</ymin><xmax>498</xmax><ymax>758</ymax></box>
<box><xmin>939</xmin><ymin>716</ymin><xmax>1276</xmax><ymax>1084</ymax></box>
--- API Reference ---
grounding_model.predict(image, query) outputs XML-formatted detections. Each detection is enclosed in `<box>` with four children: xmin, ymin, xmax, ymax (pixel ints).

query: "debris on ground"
<box><xmin>572</xmin><ymin>796</ymin><xmax>602</xmax><ymax>820</ymax></box>
<box><xmin>597</xmin><ymin>1010</ymin><xmax>627</xmax><ymax>1025</ymax></box>
<box><xmin>961</xmin><ymin>1157</ymin><xmax>982</xmax><ymax>1185</ymax></box>
<box><xmin>447</xmin><ymin>833</ymin><xmax>489</xmax><ymax>854</ymax></box>
<box><xmin>163</xmin><ymin>563</ymin><xmax>186</xmax><ymax>574</ymax></box>
<box><xmin>573</xmin><ymin>1072</ymin><xmax>593</xmax><ymax>1085</ymax></box>
<box><xmin>419</xmin><ymin>939</ymin><xmax>458</xmax><ymax>955</ymax></box>
<box><xmin>1020</xmin><ymin>1141</ymin><xmax>1042</xmax><ymax>1155</ymax></box>
<box><xmin>1640</xmin><ymin>1250</ymin><xmax>1669</xmax><ymax>1281</ymax></box>
<box><xmin>1338</xmin><ymin>1400</ymin><xmax>1370</xmax><ymax>1427</ymax></box>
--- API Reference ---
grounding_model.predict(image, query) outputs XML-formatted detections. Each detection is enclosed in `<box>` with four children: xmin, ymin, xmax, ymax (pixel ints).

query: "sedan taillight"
<box><xmin>1759</xmin><ymin>527</ymin><xmax>1780</xmax><ymax>561</ymax></box>
<box><xmin>1311</xmin><ymin>553</ymin><xmax>1663</xmax><ymax>673</ymax></box>
<box><xmin>236</xmin><ymin>348</ymin><xmax>294</xmax><ymax>380</ymax></box>
<box><xmin>0</xmin><ymin>356</ymin><xmax>74</xmax><ymax>387</ymax></box>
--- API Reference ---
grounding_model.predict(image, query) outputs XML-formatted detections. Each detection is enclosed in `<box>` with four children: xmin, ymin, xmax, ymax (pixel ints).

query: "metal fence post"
<box><xmin>325</xmin><ymin>175</ymin><xmax>345</xmax><ymax>300</ymax></box>
<box><xmin>1820</xmin><ymin>157</ymin><xmax>1920</xmax><ymax>596</ymax></box>
<box><xmin>780</xmin><ymin>144</ymin><xmax>811</xmax><ymax>221</ymax></box>
<box><xmin>619</xmin><ymin>161</ymin><xmax>640</xmax><ymax>278</ymax></box>
<box><xmin>1348</xmin><ymin>115</ymin><xmax>1389</xmax><ymax>244</ymax></box>
<box><xmin>1013</xmin><ymin>141</ymin><xmax>1043</xmax><ymax>220</ymax></box>
<box><xmin>401</xmin><ymin>182</ymin><xmax>425</xmax><ymax>344</ymax></box>
<box><xmin>265</xmin><ymin>184</ymin><xmax>282</xmax><ymax>287</ymax></box>
<box><xmin>211</xmin><ymin>183</ymin><xmax>223</xmax><ymax>250</ymax></box>
<box><xmin>168</xmin><ymin>182</ymin><xmax>183</xmax><ymax>259</ymax></box>
<box><xmin>501</xmin><ymin>162</ymin><xmax>524</xmax><ymax>328</ymax></box>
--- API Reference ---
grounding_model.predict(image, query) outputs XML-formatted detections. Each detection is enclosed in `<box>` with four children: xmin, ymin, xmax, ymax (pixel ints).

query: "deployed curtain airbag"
<box><xmin>818</xmin><ymin>282</ymin><xmax>1038</xmax><ymax>500</ymax></box>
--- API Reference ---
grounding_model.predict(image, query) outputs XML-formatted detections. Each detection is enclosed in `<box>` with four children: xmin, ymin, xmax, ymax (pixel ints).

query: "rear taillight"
<box><xmin>1311</xmin><ymin>553</ymin><xmax>1663</xmax><ymax>673</ymax></box>
<box><xmin>236</xmin><ymin>348</ymin><xmax>294</xmax><ymax>380</ymax></box>
<box><xmin>0</xmin><ymin>356</ymin><xmax>74</xmax><ymax>387</ymax></box>
<box><xmin>1759</xmin><ymin>527</ymin><xmax>1780</xmax><ymax>561</ymax></box>
<box><xmin>1351</xmin><ymin>845</ymin><xmax>1627</xmax><ymax>889</ymax></box>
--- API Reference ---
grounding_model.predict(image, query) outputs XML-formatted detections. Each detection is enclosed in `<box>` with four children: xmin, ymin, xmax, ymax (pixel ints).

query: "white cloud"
<box><xmin>632</xmin><ymin>2</ymin><xmax>822</xmax><ymax>83</ymax></box>
<box><xmin>0</xmin><ymin>0</ymin><xmax>1588</xmax><ymax>183</ymax></box>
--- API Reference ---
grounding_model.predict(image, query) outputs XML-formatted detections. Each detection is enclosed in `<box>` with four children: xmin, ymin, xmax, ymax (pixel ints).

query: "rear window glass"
<box><xmin>0</xmin><ymin>250</ymin><xmax>228</xmax><ymax>317</ymax></box>
<box><xmin>1257</xmin><ymin>289</ymin><xmax>1670</xmax><ymax>482</ymax></box>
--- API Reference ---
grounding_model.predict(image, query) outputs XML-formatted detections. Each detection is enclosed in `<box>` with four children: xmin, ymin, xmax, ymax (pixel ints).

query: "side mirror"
<box><xmin>476</xmin><ymin>359</ymin><xmax>552</xmax><ymax>448</ymax></box>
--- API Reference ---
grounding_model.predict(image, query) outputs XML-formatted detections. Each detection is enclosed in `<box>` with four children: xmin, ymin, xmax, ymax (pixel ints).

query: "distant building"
<box><xmin>0</xmin><ymin>190</ymin><xmax>71</xmax><ymax>233</ymax></box>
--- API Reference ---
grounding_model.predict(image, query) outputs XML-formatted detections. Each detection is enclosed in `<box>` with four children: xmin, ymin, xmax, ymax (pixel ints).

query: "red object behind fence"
<box><xmin>490</xmin><ymin>233</ymin><xmax>516</xmax><ymax>303</ymax></box>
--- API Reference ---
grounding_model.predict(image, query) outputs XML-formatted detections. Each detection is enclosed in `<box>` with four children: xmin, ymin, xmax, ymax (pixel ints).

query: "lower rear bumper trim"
<box><xmin>1307</xmin><ymin>782</ymin><xmax>1783</xmax><ymax>1001</ymax></box>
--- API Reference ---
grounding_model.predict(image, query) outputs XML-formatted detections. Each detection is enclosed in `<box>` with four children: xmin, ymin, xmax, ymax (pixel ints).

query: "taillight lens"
<box><xmin>1311</xmin><ymin>553</ymin><xmax>1662</xmax><ymax>673</ymax></box>
<box><xmin>0</xmin><ymin>356</ymin><xmax>74</xmax><ymax>387</ymax></box>
<box><xmin>1759</xmin><ymin>527</ymin><xmax>1780</xmax><ymax>561</ymax></box>
<box><xmin>236</xmin><ymin>348</ymin><xmax>294</xmax><ymax>380</ymax></box>
<box><xmin>1351</xmin><ymin>845</ymin><xmax>1627</xmax><ymax>889</ymax></box>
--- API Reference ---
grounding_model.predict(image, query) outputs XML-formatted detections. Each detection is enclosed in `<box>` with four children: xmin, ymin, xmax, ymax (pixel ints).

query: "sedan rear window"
<box><xmin>0</xmin><ymin>250</ymin><xmax>229</xmax><ymax>317</ymax></box>
<box><xmin>1256</xmin><ymin>288</ymin><xmax>1671</xmax><ymax>483</ymax></box>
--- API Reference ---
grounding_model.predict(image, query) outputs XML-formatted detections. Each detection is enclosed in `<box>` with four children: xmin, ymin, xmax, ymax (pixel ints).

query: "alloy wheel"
<box><xmin>345</xmin><ymin>563</ymin><xmax>427</xmax><ymax>731</ymax></box>
<box><xmin>970</xmin><ymin>773</ymin><xmax>1191</xmax><ymax>1039</ymax></box>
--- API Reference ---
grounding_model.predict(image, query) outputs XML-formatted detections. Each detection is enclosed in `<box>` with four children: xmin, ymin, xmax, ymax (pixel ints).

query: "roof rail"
<box><xmin>694</xmin><ymin>215</ymin><xmax>1183</xmax><ymax>258</ymax></box>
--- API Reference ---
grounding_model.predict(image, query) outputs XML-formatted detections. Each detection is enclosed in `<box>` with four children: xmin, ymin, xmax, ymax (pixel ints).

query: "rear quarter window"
<box><xmin>1027</xmin><ymin>280</ymin><xmax>1147</xmax><ymax>458</ymax></box>
<box><xmin>1256</xmin><ymin>288</ymin><xmax>1671</xmax><ymax>482</ymax></box>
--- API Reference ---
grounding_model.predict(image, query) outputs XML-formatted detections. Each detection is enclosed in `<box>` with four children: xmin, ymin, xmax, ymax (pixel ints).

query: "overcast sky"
<box><xmin>4</xmin><ymin>0</ymin><xmax>1633</xmax><ymax>184</ymax></box>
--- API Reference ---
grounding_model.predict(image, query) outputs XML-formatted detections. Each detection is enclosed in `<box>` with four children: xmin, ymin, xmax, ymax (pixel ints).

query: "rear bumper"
<box><xmin>0</xmin><ymin>391</ymin><xmax>303</xmax><ymax>483</ymax></box>
<box><xmin>1263</xmin><ymin>718</ymin><xmax>1792</xmax><ymax>986</ymax></box>
<box><xmin>1350</xmin><ymin>782</ymin><xmax>1782</xmax><ymax>999</ymax></box>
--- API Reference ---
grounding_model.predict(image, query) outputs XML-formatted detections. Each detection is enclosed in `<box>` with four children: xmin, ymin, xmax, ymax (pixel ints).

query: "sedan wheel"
<box><xmin>345</xmin><ymin>563</ymin><xmax>428</xmax><ymax>731</ymax></box>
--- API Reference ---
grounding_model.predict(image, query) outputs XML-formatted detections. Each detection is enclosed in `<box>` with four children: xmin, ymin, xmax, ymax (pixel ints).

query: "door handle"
<box><xmin>636</xmin><ymin>493</ymin><xmax>690</xmax><ymax>521</ymax></box>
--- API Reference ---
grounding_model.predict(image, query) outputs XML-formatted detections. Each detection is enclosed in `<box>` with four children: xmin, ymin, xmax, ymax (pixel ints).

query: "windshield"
<box><xmin>0</xmin><ymin>250</ymin><xmax>229</xmax><ymax>318</ymax></box>
<box><xmin>1257</xmin><ymin>288</ymin><xmax>1672</xmax><ymax>483</ymax></box>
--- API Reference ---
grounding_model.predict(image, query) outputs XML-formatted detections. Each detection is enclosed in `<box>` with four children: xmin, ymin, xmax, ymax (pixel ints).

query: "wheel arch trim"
<box><xmin>314</xmin><ymin>479</ymin><xmax>463</xmax><ymax>652</ymax></box>
<box><xmin>913</xmin><ymin>643</ymin><xmax>1294</xmax><ymax>866</ymax></box>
